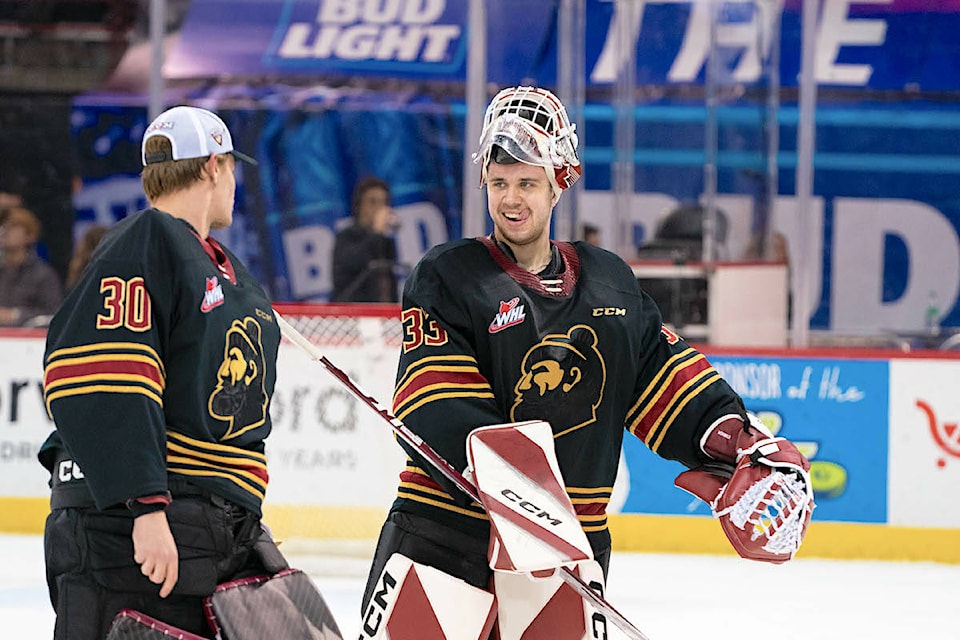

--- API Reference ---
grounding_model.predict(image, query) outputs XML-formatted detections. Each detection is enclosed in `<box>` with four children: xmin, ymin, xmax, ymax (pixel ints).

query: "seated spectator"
<box><xmin>0</xmin><ymin>206</ymin><xmax>64</xmax><ymax>326</ymax></box>
<box><xmin>66</xmin><ymin>224</ymin><xmax>109</xmax><ymax>291</ymax></box>
<box><xmin>581</xmin><ymin>223</ymin><xmax>601</xmax><ymax>247</ymax></box>
<box><xmin>331</xmin><ymin>176</ymin><xmax>400</xmax><ymax>302</ymax></box>
<box><xmin>0</xmin><ymin>189</ymin><xmax>22</xmax><ymax>210</ymax></box>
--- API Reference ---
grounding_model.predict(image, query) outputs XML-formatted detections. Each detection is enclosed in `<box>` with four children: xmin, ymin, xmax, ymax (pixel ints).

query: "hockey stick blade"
<box><xmin>275</xmin><ymin>310</ymin><xmax>651</xmax><ymax>640</ymax></box>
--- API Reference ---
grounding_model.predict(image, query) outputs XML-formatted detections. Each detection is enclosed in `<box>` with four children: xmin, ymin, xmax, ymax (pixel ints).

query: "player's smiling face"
<box><xmin>486</xmin><ymin>161</ymin><xmax>554</xmax><ymax>249</ymax></box>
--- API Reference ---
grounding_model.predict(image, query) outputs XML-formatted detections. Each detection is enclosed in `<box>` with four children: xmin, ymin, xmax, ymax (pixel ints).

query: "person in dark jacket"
<box><xmin>331</xmin><ymin>176</ymin><xmax>399</xmax><ymax>302</ymax></box>
<box><xmin>0</xmin><ymin>205</ymin><xmax>63</xmax><ymax>327</ymax></box>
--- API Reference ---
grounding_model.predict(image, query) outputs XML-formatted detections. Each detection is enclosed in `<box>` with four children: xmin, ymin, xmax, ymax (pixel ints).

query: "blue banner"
<box><xmin>70</xmin><ymin>98</ymin><xmax>462</xmax><ymax>301</ymax></box>
<box><xmin>166</xmin><ymin>0</ymin><xmax>960</xmax><ymax>91</ymax></box>
<box><xmin>619</xmin><ymin>355</ymin><xmax>890</xmax><ymax>523</ymax></box>
<box><xmin>71</xmin><ymin>94</ymin><xmax>960</xmax><ymax>330</ymax></box>
<box><xmin>71</xmin><ymin>4</ymin><xmax>960</xmax><ymax>328</ymax></box>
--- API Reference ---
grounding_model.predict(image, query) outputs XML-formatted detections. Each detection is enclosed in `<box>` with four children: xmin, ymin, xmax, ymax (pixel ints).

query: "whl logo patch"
<box><xmin>200</xmin><ymin>276</ymin><xmax>225</xmax><ymax>312</ymax></box>
<box><xmin>489</xmin><ymin>297</ymin><xmax>526</xmax><ymax>333</ymax></box>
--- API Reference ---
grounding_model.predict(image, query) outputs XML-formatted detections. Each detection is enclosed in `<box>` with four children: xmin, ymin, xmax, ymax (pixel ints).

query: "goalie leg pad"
<box><xmin>204</xmin><ymin>569</ymin><xmax>343</xmax><ymax>640</ymax></box>
<box><xmin>361</xmin><ymin>511</ymin><xmax>492</xmax><ymax>618</ymax></box>
<box><xmin>493</xmin><ymin>560</ymin><xmax>607</xmax><ymax>640</ymax></box>
<box><xmin>106</xmin><ymin>609</ymin><xmax>208</xmax><ymax>640</ymax></box>
<box><xmin>360</xmin><ymin>553</ymin><xmax>497</xmax><ymax>640</ymax></box>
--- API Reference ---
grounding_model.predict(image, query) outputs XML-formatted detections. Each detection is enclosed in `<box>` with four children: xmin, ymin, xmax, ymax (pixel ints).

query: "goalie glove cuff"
<box><xmin>699</xmin><ymin>415</ymin><xmax>747</xmax><ymax>463</ymax></box>
<box><xmin>699</xmin><ymin>412</ymin><xmax>778</xmax><ymax>464</ymax></box>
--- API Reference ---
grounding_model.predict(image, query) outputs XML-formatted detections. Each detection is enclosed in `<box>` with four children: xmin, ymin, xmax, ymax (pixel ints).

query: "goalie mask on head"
<box><xmin>472</xmin><ymin>86</ymin><xmax>582</xmax><ymax>204</ymax></box>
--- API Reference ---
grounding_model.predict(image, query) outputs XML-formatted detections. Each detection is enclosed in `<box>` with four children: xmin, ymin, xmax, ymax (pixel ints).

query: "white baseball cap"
<box><xmin>141</xmin><ymin>105</ymin><xmax>257</xmax><ymax>166</ymax></box>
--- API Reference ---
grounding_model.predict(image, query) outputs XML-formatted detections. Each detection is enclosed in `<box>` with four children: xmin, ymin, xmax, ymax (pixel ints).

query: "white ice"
<box><xmin>3</xmin><ymin>532</ymin><xmax>958</xmax><ymax>639</ymax></box>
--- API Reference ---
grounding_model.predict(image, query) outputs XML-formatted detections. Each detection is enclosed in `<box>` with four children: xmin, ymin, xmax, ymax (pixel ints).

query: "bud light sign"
<box><xmin>266</xmin><ymin>0</ymin><xmax>467</xmax><ymax>73</ymax></box>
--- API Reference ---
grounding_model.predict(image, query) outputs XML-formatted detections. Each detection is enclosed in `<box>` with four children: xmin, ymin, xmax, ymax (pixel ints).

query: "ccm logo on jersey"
<box><xmin>200</xmin><ymin>276</ymin><xmax>225</xmax><ymax>312</ymax></box>
<box><xmin>489</xmin><ymin>297</ymin><xmax>526</xmax><ymax>333</ymax></box>
<box><xmin>58</xmin><ymin>460</ymin><xmax>84</xmax><ymax>483</ymax></box>
<box><xmin>501</xmin><ymin>489</ymin><xmax>564</xmax><ymax>526</ymax></box>
<box><xmin>592</xmin><ymin>307</ymin><xmax>626</xmax><ymax>317</ymax></box>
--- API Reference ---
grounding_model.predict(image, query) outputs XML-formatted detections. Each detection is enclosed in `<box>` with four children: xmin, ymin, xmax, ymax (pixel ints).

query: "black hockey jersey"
<box><xmin>40</xmin><ymin>209</ymin><xmax>280</xmax><ymax>516</ymax></box>
<box><xmin>391</xmin><ymin>237</ymin><xmax>744</xmax><ymax>554</ymax></box>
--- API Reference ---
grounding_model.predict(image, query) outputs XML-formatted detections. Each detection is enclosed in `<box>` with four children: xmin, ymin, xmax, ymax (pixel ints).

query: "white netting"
<box><xmin>717</xmin><ymin>470</ymin><xmax>810</xmax><ymax>556</ymax></box>
<box><xmin>265</xmin><ymin>308</ymin><xmax>404</xmax><ymax>575</ymax></box>
<box><xmin>280</xmin><ymin>313</ymin><xmax>403</xmax><ymax>349</ymax></box>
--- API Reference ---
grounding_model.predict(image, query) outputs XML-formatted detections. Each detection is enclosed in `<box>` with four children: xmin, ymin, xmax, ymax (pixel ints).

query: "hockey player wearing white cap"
<box><xmin>359</xmin><ymin>87</ymin><xmax>814</xmax><ymax>640</ymax></box>
<box><xmin>39</xmin><ymin>106</ymin><xmax>341</xmax><ymax>640</ymax></box>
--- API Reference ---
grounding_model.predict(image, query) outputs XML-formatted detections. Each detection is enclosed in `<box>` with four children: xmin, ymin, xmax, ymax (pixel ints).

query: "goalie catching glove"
<box><xmin>675</xmin><ymin>413</ymin><xmax>814</xmax><ymax>563</ymax></box>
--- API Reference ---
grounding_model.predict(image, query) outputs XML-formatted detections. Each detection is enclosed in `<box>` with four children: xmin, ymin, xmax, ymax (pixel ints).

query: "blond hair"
<box><xmin>140</xmin><ymin>136</ymin><xmax>229</xmax><ymax>201</ymax></box>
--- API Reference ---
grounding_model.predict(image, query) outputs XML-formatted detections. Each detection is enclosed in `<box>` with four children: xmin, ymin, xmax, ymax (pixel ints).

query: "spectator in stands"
<box><xmin>743</xmin><ymin>230</ymin><xmax>790</xmax><ymax>264</ymax></box>
<box><xmin>0</xmin><ymin>188</ymin><xmax>23</xmax><ymax>211</ymax></box>
<box><xmin>0</xmin><ymin>205</ymin><xmax>63</xmax><ymax>327</ymax></box>
<box><xmin>582</xmin><ymin>223</ymin><xmax>601</xmax><ymax>247</ymax></box>
<box><xmin>331</xmin><ymin>176</ymin><xmax>400</xmax><ymax>303</ymax></box>
<box><xmin>0</xmin><ymin>105</ymin><xmax>81</xmax><ymax>286</ymax></box>
<box><xmin>65</xmin><ymin>224</ymin><xmax>109</xmax><ymax>291</ymax></box>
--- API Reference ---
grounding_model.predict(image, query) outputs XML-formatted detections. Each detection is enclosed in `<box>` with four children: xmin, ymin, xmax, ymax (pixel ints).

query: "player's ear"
<box><xmin>203</xmin><ymin>154</ymin><xmax>219</xmax><ymax>182</ymax></box>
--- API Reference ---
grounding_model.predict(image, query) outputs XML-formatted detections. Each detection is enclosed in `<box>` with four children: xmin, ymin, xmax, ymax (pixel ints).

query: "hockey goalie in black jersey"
<box><xmin>37</xmin><ymin>106</ymin><xmax>341</xmax><ymax>640</ymax></box>
<box><xmin>359</xmin><ymin>87</ymin><xmax>814</xmax><ymax>640</ymax></box>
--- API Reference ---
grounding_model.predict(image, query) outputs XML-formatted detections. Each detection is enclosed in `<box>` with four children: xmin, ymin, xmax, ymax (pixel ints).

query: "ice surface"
<box><xmin>4</xmin><ymin>533</ymin><xmax>958</xmax><ymax>639</ymax></box>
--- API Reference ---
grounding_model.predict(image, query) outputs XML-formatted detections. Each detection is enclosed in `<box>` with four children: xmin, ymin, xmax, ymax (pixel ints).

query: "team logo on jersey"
<box><xmin>200</xmin><ymin>276</ymin><xmax>225</xmax><ymax>312</ymax></box>
<box><xmin>510</xmin><ymin>325</ymin><xmax>606</xmax><ymax>437</ymax></box>
<box><xmin>208</xmin><ymin>317</ymin><xmax>268</xmax><ymax>439</ymax></box>
<box><xmin>489</xmin><ymin>297</ymin><xmax>526</xmax><ymax>333</ymax></box>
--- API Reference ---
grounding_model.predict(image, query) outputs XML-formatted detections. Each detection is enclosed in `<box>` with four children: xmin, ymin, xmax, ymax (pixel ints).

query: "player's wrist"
<box><xmin>125</xmin><ymin>492</ymin><xmax>171</xmax><ymax>518</ymax></box>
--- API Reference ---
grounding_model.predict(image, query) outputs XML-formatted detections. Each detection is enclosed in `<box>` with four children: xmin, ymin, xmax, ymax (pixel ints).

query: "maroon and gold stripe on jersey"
<box><xmin>397</xmin><ymin>463</ymin><xmax>488</xmax><ymax>519</ymax></box>
<box><xmin>567</xmin><ymin>486</ymin><xmax>613</xmax><ymax>534</ymax></box>
<box><xmin>393</xmin><ymin>354</ymin><xmax>495</xmax><ymax>421</ymax></box>
<box><xmin>166</xmin><ymin>431</ymin><xmax>269</xmax><ymax>503</ymax></box>
<box><xmin>43</xmin><ymin>341</ymin><xmax>166</xmax><ymax>415</ymax></box>
<box><xmin>625</xmin><ymin>346</ymin><xmax>724</xmax><ymax>453</ymax></box>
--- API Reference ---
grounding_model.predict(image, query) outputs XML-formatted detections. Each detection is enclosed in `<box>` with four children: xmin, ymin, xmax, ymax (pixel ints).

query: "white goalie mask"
<box><xmin>472</xmin><ymin>86</ymin><xmax>582</xmax><ymax>201</ymax></box>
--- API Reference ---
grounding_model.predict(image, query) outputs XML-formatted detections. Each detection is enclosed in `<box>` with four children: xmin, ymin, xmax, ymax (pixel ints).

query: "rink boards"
<box><xmin>1</xmin><ymin>328</ymin><xmax>958</xmax><ymax>563</ymax></box>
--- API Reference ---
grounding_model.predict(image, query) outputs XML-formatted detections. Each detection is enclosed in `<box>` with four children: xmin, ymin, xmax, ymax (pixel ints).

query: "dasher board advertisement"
<box><xmin>888</xmin><ymin>359</ymin><xmax>960</xmax><ymax>528</ymax></box>
<box><xmin>618</xmin><ymin>355</ymin><xmax>889</xmax><ymax>524</ymax></box>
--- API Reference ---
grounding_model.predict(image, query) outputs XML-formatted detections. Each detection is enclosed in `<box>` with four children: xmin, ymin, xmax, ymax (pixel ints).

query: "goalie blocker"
<box><xmin>675</xmin><ymin>412</ymin><xmax>815</xmax><ymax>563</ymax></box>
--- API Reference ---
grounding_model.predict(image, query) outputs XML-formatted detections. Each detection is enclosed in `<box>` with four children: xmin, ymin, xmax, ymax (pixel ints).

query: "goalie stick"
<box><xmin>274</xmin><ymin>310</ymin><xmax>651</xmax><ymax>640</ymax></box>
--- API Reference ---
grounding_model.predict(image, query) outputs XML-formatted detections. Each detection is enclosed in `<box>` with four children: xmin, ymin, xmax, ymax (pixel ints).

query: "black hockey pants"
<box><xmin>43</xmin><ymin>483</ymin><xmax>285</xmax><ymax>640</ymax></box>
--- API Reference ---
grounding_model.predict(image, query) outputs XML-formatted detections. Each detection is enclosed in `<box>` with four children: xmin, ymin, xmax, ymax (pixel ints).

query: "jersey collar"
<box><xmin>181</xmin><ymin>220</ymin><xmax>238</xmax><ymax>284</ymax></box>
<box><xmin>479</xmin><ymin>235</ymin><xmax>580</xmax><ymax>296</ymax></box>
